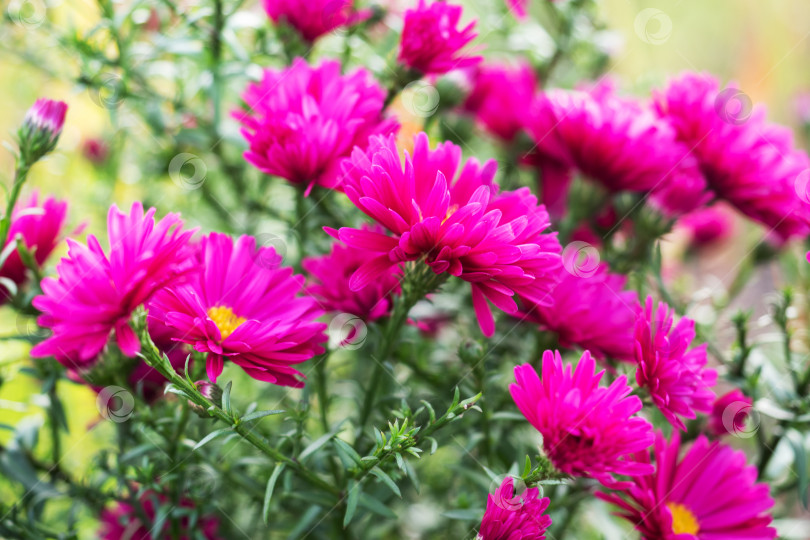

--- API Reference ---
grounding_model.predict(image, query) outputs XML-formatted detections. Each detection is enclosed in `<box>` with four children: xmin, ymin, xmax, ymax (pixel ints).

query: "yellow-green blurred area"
<box><xmin>1</xmin><ymin>0</ymin><xmax>810</xmax><ymax>535</ymax></box>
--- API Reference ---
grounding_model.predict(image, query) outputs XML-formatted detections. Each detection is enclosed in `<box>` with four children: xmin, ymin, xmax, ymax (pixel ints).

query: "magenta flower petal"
<box><xmin>263</xmin><ymin>0</ymin><xmax>370</xmax><ymax>43</ymax></box>
<box><xmin>100</xmin><ymin>491</ymin><xmax>222</xmax><ymax>540</ymax></box>
<box><xmin>463</xmin><ymin>62</ymin><xmax>538</xmax><ymax>142</ymax></box>
<box><xmin>477</xmin><ymin>477</ymin><xmax>552</xmax><ymax>540</ymax></box>
<box><xmin>510</xmin><ymin>350</ymin><xmax>654</xmax><ymax>487</ymax></box>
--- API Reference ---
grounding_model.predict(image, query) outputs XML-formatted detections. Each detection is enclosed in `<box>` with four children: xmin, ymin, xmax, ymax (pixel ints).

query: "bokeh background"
<box><xmin>2</xmin><ymin>0</ymin><xmax>810</xmax><ymax>537</ymax></box>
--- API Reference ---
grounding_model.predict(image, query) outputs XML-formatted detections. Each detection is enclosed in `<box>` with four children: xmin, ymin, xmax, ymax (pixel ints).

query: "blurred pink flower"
<box><xmin>463</xmin><ymin>62</ymin><xmax>538</xmax><ymax>142</ymax></box>
<box><xmin>303</xmin><ymin>225</ymin><xmax>401</xmax><ymax>322</ymax></box>
<box><xmin>0</xmin><ymin>192</ymin><xmax>67</xmax><ymax>302</ymax></box>
<box><xmin>504</xmin><ymin>0</ymin><xmax>528</xmax><ymax>18</ymax></box>
<box><xmin>710</xmin><ymin>389</ymin><xmax>753</xmax><ymax>438</ymax></box>
<box><xmin>333</xmin><ymin>132</ymin><xmax>561</xmax><ymax>337</ymax></box>
<box><xmin>598</xmin><ymin>431</ymin><xmax>776</xmax><ymax>539</ymax></box>
<box><xmin>263</xmin><ymin>0</ymin><xmax>371</xmax><ymax>43</ymax></box>
<box><xmin>32</xmin><ymin>202</ymin><xmax>196</xmax><ymax>368</ymax></box>
<box><xmin>399</xmin><ymin>0</ymin><xmax>482</xmax><ymax>75</ymax></box>
<box><xmin>148</xmin><ymin>233</ymin><xmax>326</xmax><ymax>385</ymax></box>
<box><xmin>477</xmin><ymin>477</ymin><xmax>552</xmax><ymax>540</ymax></box>
<box><xmin>82</xmin><ymin>138</ymin><xmax>110</xmax><ymax>165</ymax></box>
<box><xmin>100</xmin><ymin>491</ymin><xmax>221</xmax><ymax>540</ymax></box>
<box><xmin>235</xmin><ymin>59</ymin><xmax>397</xmax><ymax>195</ymax></box>
<box><xmin>654</xmin><ymin>72</ymin><xmax>810</xmax><ymax>240</ymax></box>
<box><xmin>519</xmin><ymin>263</ymin><xmax>640</xmax><ymax>363</ymax></box>
<box><xmin>634</xmin><ymin>297</ymin><xmax>717</xmax><ymax>431</ymax></box>
<box><xmin>510</xmin><ymin>350</ymin><xmax>654</xmax><ymax>487</ymax></box>
<box><xmin>677</xmin><ymin>204</ymin><xmax>735</xmax><ymax>247</ymax></box>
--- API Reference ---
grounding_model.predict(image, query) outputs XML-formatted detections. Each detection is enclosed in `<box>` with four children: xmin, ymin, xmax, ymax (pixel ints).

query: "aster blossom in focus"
<box><xmin>654</xmin><ymin>71</ymin><xmax>810</xmax><ymax>240</ymax></box>
<box><xmin>634</xmin><ymin>297</ymin><xmax>717</xmax><ymax>431</ymax></box>
<box><xmin>0</xmin><ymin>192</ymin><xmax>68</xmax><ymax>302</ymax></box>
<box><xmin>263</xmin><ymin>0</ymin><xmax>370</xmax><ymax>43</ymax></box>
<box><xmin>528</xmin><ymin>89</ymin><xmax>708</xmax><ymax>215</ymax></box>
<box><xmin>598</xmin><ymin>431</ymin><xmax>776</xmax><ymax>539</ymax></box>
<box><xmin>399</xmin><ymin>0</ymin><xmax>482</xmax><ymax>75</ymax></box>
<box><xmin>710</xmin><ymin>389</ymin><xmax>753</xmax><ymax>438</ymax></box>
<box><xmin>303</xmin><ymin>225</ymin><xmax>401</xmax><ymax>322</ymax></box>
<box><xmin>31</xmin><ymin>202</ymin><xmax>195</xmax><ymax>367</ymax></box>
<box><xmin>235</xmin><ymin>59</ymin><xmax>397</xmax><ymax>194</ymax></box>
<box><xmin>334</xmin><ymin>132</ymin><xmax>562</xmax><ymax>337</ymax></box>
<box><xmin>519</xmin><ymin>263</ymin><xmax>639</xmax><ymax>363</ymax></box>
<box><xmin>463</xmin><ymin>62</ymin><xmax>538</xmax><ymax>142</ymax></box>
<box><xmin>477</xmin><ymin>477</ymin><xmax>552</xmax><ymax>540</ymax></box>
<box><xmin>148</xmin><ymin>233</ymin><xmax>327</xmax><ymax>385</ymax></box>
<box><xmin>510</xmin><ymin>350</ymin><xmax>654</xmax><ymax>487</ymax></box>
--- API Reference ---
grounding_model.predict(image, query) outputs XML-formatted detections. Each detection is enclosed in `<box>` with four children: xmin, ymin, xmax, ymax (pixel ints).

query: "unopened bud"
<box><xmin>189</xmin><ymin>380</ymin><xmax>222</xmax><ymax>417</ymax></box>
<box><xmin>18</xmin><ymin>98</ymin><xmax>68</xmax><ymax>163</ymax></box>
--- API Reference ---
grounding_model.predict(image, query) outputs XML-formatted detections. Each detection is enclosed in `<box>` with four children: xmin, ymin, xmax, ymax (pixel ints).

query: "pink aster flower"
<box><xmin>463</xmin><ymin>62</ymin><xmax>538</xmax><ymax>142</ymax></box>
<box><xmin>31</xmin><ymin>202</ymin><xmax>195</xmax><ymax>367</ymax></box>
<box><xmin>235</xmin><ymin>59</ymin><xmax>397</xmax><ymax>194</ymax></box>
<box><xmin>303</xmin><ymin>225</ymin><xmax>401</xmax><ymax>322</ymax></box>
<box><xmin>334</xmin><ymin>132</ymin><xmax>562</xmax><ymax>337</ymax></box>
<box><xmin>0</xmin><ymin>192</ymin><xmax>68</xmax><ymax>302</ymax></box>
<box><xmin>654</xmin><ymin>72</ymin><xmax>810</xmax><ymax>240</ymax></box>
<box><xmin>399</xmin><ymin>0</ymin><xmax>482</xmax><ymax>75</ymax></box>
<box><xmin>264</xmin><ymin>0</ymin><xmax>371</xmax><ymax>43</ymax></box>
<box><xmin>100</xmin><ymin>492</ymin><xmax>221</xmax><ymax>540</ymax></box>
<box><xmin>148</xmin><ymin>233</ymin><xmax>327</xmax><ymax>385</ymax></box>
<box><xmin>677</xmin><ymin>204</ymin><xmax>735</xmax><ymax>247</ymax></box>
<box><xmin>477</xmin><ymin>477</ymin><xmax>552</xmax><ymax>540</ymax></box>
<box><xmin>598</xmin><ymin>431</ymin><xmax>776</xmax><ymax>539</ymax></box>
<box><xmin>528</xmin><ymin>90</ymin><xmax>707</xmax><ymax>210</ymax></box>
<box><xmin>510</xmin><ymin>350</ymin><xmax>654</xmax><ymax>487</ymax></box>
<box><xmin>709</xmin><ymin>389</ymin><xmax>753</xmax><ymax>438</ymax></box>
<box><xmin>520</xmin><ymin>263</ymin><xmax>640</xmax><ymax>363</ymax></box>
<box><xmin>634</xmin><ymin>297</ymin><xmax>717</xmax><ymax>431</ymax></box>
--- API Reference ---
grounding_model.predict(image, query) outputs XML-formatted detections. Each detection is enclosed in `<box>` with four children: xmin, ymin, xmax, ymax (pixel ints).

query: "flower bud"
<box><xmin>18</xmin><ymin>98</ymin><xmax>68</xmax><ymax>163</ymax></box>
<box><xmin>189</xmin><ymin>380</ymin><xmax>222</xmax><ymax>418</ymax></box>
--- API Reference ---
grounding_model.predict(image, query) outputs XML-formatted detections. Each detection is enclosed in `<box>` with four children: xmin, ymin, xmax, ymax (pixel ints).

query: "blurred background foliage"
<box><xmin>2</xmin><ymin>0</ymin><xmax>810</xmax><ymax>538</ymax></box>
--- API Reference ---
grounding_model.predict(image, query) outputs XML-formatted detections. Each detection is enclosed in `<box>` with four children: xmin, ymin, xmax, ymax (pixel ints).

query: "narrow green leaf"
<box><xmin>193</xmin><ymin>428</ymin><xmax>232</xmax><ymax>451</ymax></box>
<box><xmin>299</xmin><ymin>432</ymin><xmax>334</xmax><ymax>462</ymax></box>
<box><xmin>786</xmin><ymin>430</ymin><xmax>809</xmax><ymax>509</ymax></box>
<box><xmin>222</xmin><ymin>381</ymin><xmax>233</xmax><ymax>415</ymax></box>
<box><xmin>241</xmin><ymin>409</ymin><xmax>285</xmax><ymax>423</ymax></box>
<box><xmin>262</xmin><ymin>463</ymin><xmax>287</xmax><ymax>524</ymax></box>
<box><xmin>358</xmin><ymin>493</ymin><xmax>397</xmax><ymax>518</ymax></box>
<box><xmin>370</xmin><ymin>467</ymin><xmax>401</xmax><ymax>497</ymax></box>
<box><xmin>404</xmin><ymin>461</ymin><xmax>420</xmax><ymax>493</ymax></box>
<box><xmin>442</xmin><ymin>509</ymin><xmax>484</xmax><ymax>521</ymax></box>
<box><xmin>333</xmin><ymin>438</ymin><xmax>362</xmax><ymax>465</ymax></box>
<box><xmin>343</xmin><ymin>480</ymin><xmax>360</xmax><ymax>527</ymax></box>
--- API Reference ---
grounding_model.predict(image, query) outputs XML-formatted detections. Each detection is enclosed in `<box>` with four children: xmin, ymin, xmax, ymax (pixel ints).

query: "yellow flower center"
<box><xmin>207</xmin><ymin>306</ymin><xmax>246</xmax><ymax>340</ymax></box>
<box><xmin>667</xmin><ymin>502</ymin><xmax>699</xmax><ymax>535</ymax></box>
<box><xmin>442</xmin><ymin>204</ymin><xmax>459</xmax><ymax>224</ymax></box>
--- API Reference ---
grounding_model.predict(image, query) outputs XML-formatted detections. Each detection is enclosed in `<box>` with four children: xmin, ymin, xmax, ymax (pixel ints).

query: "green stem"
<box><xmin>0</xmin><ymin>160</ymin><xmax>31</xmax><ymax>250</ymax></box>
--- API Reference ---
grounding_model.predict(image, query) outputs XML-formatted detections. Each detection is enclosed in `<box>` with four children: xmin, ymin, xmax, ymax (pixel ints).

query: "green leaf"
<box><xmin>786</xmin><ymin>430</ymin><xmax>809</xmax><ymax>509</ymax></box>
<box><xmin>404</xmin><ymin>461</ymin><xmax>420</xmax><ymax>493</ymax></box>
<box><xmin>193</xmin><ymin>428</ymin><xmax>232</xmax><ymax>451</ymax></box>
<box><xmin>358</xmin><ymin>493</ymin><xmax>397</xmax><ymax>519</ymax></box>
<box><xmin>241</xmin><ymin>409</ymin><xmax>285</xmax><ymax>423</ymax></box>
<box><xmin>442</xmin><ymin>509</ymin><xmax>484</xmax><ymax>521</ymax></box>
<box><xmin>333</xmin><ymin>438</ymin><xmax>362</xmax><ymax>467</ymax></box>
<box><xmin>370</xmin><ymin>467</ymin><xmax>401</xmax><ymax>497</ymax></box>
<box><xmin>262</xmin><ymin>463</ymin><xmax>287</xmax><ymax>524</ymax></box>
<box><xmin>222</xmin><ymin>381</ymin><xmax>233</xmax><ymax>415</ymax></box>
<box><xmin>343</xmin><ymin>480</ymin><xmax>360</xmax><ymax>528</ymax></box>
<box><xmin>299</xmin><ymin>432</ymin><xmax>335</xmax><ymax>462</ymax></box>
